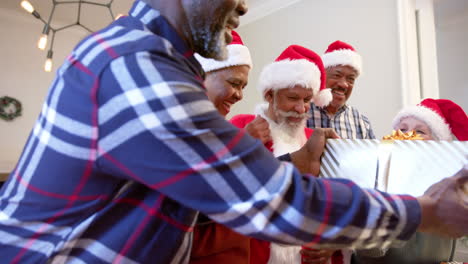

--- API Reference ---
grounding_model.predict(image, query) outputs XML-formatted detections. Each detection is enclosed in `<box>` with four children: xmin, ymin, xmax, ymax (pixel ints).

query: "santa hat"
<box><xmin>195</xmin><ymin>31</ymin><xmax>252</xmax><ymax>73</ymax></box>
<box><xmin>392</xmin><ymin>98</ymin><xmax>468</xmax><ymax>141</ymax></box>
<box><xmin>322</xmin><ymin>40</ymin><xmax>362</xmax><ymax>75</ymax></box>
<box><xmin>257</xmin><ymin>45</ymin><xmax>332</xmax><ymax>107</ymax></box>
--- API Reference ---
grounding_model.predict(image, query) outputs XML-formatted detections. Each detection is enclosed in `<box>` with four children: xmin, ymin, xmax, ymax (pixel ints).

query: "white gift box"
<box><xmin>320</xmin><ymin>139</ymin><xmax>468</xmax><ymax>196</ymax></box>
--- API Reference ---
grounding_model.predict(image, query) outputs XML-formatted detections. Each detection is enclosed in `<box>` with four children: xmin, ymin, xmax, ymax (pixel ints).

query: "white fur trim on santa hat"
<box><xmin>195</xmin><ymin>44</ymin><xmax>252</xmax><ymax>73</ymax></box>
<box><xmin>314</xmin><ymin>88</ymin><xmax>333</xmax><ymax>107</ymax></box>
<box><xmin>257</xmin><ymin>59</ymin><xmax>321</xmax><ymax>100</ymax></box>
<box><xmin>392</xmin><ymin>105</ymin><xmax>453</xmax><ymax>140</ymax></box>
<box><xmin>322</xmin><ymin>49</ymin><xmax>362</xmax><ymax>75</ymax></box>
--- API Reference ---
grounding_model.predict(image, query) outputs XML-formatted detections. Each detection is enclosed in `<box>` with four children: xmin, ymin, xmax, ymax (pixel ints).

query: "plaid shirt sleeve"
<box><xmin>361</xmin><ymin>114</ymin><xmax>376</xmax><ymax>139</ymax></box>
<box><xmin>96</xmin><ymin>49</ymin><xmax>421</xmax><ymax>249</ymax></box>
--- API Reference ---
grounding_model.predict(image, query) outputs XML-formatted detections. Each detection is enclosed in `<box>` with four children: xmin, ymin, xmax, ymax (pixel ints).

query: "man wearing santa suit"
<box><xmin>231</xmin><ymin>45</ymin><xmax>341</xmax><ymax>264</ymax></box>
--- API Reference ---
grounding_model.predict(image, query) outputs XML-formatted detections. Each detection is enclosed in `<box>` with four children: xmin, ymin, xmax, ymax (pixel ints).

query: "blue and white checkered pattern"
<box><xmin>308</xmin><ymin>103</ymin><xmax>376</xmax><ymax>139</ymax></box>
<box><xmin>0</xmin><ymin>1</ymin><xmax>420</xmax><ymax>263</ymax></box>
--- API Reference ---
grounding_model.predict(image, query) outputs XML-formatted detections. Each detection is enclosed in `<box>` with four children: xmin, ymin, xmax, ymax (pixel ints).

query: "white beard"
<box><xmin>255</xmin><ymin>103</ymin><xmax>307</xmax><ymax>157</ymax></box>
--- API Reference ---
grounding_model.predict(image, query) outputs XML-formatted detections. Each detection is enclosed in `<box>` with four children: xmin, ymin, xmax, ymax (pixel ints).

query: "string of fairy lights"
<box><xmin>20</xmin><ymin>0</ymin><xmax>122</xmax><ymax>72</ymax></box>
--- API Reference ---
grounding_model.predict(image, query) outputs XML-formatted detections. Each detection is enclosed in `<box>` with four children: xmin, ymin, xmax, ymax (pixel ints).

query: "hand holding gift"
<box><xmin>291</xmin><ymin>128</ymin><xmax>340</xmax><ymax>175</ymax></box>
<box><xmin>417</xmin><ymin>164</ymin><xmax>468</xmax><ymax>238</ymax></box>
<box><xmin>244</xmin><ymin>115</ymin><xmax>272</xmax><ymax>143</ymax></box>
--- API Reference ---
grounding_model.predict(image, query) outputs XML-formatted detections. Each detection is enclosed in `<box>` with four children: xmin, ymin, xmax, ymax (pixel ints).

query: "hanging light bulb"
<box><xmin>37</xmin><ymin>25</ymin><xmax>49</xmax><ymax>50</ymax></box>
<box><xmin>20</xmin><ymin>0</ymin><xmax>34</xmax><ymax>13</ymax></box>
<box><xmin>44</xmin><ymin>50</ymin><xmax>53</xmax><ymax>72</ymax></box>
<box><xmin>38</xmin><ymin>35</ymin><xmax>48</xmax><ymax>50</ymax></box>
<box><xmin>21</xmin><ymin>0</ymin><xmax>40</xmax><ymax>19</ymax></box>
<box><xmin>115</xmin><ymin>14</ymin><xmax>125</xmax><ymax>20</ymax></box>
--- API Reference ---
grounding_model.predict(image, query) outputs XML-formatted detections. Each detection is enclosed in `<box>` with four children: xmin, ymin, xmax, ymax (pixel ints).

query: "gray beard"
<box><xmin>186</xmin><ymin>1</ymin><xmax>228</xmax><ymax>60</ymax></box>
<box><xmin>273</xmin><ymin>105</ymin><xmax>309</xmax><ymax>138</ymax></box>
<box><xmin>275</xmin><ymin>118</ymin><xmax>305</xmax><ymax>139</ymax></box>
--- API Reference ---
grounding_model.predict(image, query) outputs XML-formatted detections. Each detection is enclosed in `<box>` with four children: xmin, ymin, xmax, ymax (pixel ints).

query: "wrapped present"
<box><xmin>320</xmin><ymin>138</ymin><xmax>468</xmax><ymax>196</ymax></box>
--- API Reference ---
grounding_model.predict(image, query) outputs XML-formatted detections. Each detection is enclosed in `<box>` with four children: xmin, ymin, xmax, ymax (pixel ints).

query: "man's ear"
<box><xmin>265</xmin><ymin>90</ymin><xmax>273</xmax><ymax>104</ymax></box>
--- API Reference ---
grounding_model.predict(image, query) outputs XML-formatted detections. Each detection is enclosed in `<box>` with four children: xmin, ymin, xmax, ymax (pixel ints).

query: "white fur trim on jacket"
<box><xmin>392</xmin><ymin>105</ymin><xmax>453</xmax><ymax>140</ymax></box>
<box><xmin>322</xmin><ymin>49</ymin><xmax>362</xmax><ymax>75</ymax></box>
<box><xmin>267</xmin><ymin>244</ymin><xmax>302</xmax><ymax>264</ymax></box>
<box><xmin>257</xmin><ymin>59</ymin><xmax>321</xmax><ymax>100</ymax></box>
<box><xmin>194</xmin><ymin>44</ymin><xmax>252</xmax><ymax>73</ymax></box>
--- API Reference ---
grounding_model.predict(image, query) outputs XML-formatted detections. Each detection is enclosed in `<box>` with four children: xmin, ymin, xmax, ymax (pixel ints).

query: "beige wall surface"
<box><xmin>235</xmin><ymin>0</ymin><xmax>404</xmax><ymax>139</ymax></box>
<box><xmin>0</xmin><ymin>1</ymin><xmax>133</xmax><ymax>173</ymax></box>
<box><xmin>435</xmin><ymin>0</ymin><xmax>468</xmax><ymax>112</ymax></box>
<box><xmin>0</xmin><ymin>8</ymin><xmax>70</xmax><ymax>173</ymax></box>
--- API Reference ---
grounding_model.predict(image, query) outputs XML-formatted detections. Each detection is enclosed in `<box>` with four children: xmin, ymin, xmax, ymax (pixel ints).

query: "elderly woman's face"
<box><xmin>396</xmin><ymin>116</ymin><xmax>434</xmax><ymax>140</ymax></box>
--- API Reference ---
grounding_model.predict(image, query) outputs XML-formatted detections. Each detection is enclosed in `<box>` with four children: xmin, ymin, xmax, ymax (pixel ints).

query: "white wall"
<box><xmin>234</xmin><ymin>0</ymin><xmax>404</xmax><ymax>139</ymax></box>
<box><xmin>0</xmin><ymin>1</ymin><xmax>132</xmax><ymax>173</ymax></box>
<box><xmin>435</xmin><ymin>1</ymin><xmax>468</xmax><ymax>111</ymax></box>
<box><xmin>0</xmin><ymin>8</ymin><xmax>87</xmax><ymax>172</ymax></box>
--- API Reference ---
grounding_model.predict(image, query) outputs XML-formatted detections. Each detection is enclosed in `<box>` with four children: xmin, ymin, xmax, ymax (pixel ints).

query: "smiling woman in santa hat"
<box><xmin>195</xmin><ymin>30</ymin><xmax>252</xmax><ymax>117</ymax></box>
<box><xmin>392</xmin><ymin>98</ymin><xmax>468</xmax><ymax>141</ymax></box>
<box><xmin>354</xmin><ymin>98</ymin><xmax>468</xmax><ymax>264</ymax></box>
<box><xmin>189</xmin><ymin>30</ymin><xmax>254</xmax><ymax>264</ymax></box>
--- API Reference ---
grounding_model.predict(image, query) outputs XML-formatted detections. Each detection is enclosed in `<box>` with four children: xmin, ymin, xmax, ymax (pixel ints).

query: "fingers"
<box><xmin>300</xmin><ymin>249</ymin><xmax>333</xmax><ymax>257</ymax></box>
<box><xmin>258</xmin><ymin>129</ymin><xmax>272</xmax><ymax>143</ymax></box>
<box><xmin>454</xmin><ymin>164</ymin><xmax>468</xmax><ymax>182</ymax></box>
<box><xmin>300</xmin><ymin>249</ymin><xmax>333</xmax><ymax>264</ymax></box>
<box><xmin>316</xmin><ymin>128</ymin><xmax>340</xmax><ymax>139</ymax></box>
<box><xmin>418</xmin><ymin>166</ymin><xmax>468</xmax><ymax>237</ymax></box>
<box><xmin>301</xmin><ymin>256</ymin><xmax>329</xmax><ymax>264</ymax></box>
<box><xmin>245</xmin><ymin>116</ymin><xmax>271</xmax><ymax>143</ymax></box>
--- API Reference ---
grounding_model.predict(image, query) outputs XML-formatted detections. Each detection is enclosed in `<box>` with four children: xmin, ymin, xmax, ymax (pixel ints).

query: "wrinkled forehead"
<box><xmin>326</xmin><ymin>65</ymin><xmax>358</xmax><ymax>76</ymax></box>
<box><xmin>398</xmin><ymin>116</ymin><xmax>431</xmax><ymax>130</ymax></box>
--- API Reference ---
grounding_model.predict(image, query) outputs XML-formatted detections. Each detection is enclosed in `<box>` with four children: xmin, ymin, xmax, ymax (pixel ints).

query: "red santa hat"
<box><xmin>322</xmin><ymin>40</ymin><xmax>362</xmax><ymax>75</ymax></box>
<box><xmin>195</xmin><ymin>30</ymin><xmax>252</xmax><ymax>72</ymax></box>
<box><xmin>392</xmin><ymin>98</ymin><xmax>468</xmax><ymax>141</ymax></box>
<box><xmin>257</xmin><ymin>45</ymin><xmax>332</xmax><ymax>107</ymax></box>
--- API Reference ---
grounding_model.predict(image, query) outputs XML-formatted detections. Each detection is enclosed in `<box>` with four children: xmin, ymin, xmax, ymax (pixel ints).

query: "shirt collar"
<box><xmin>313</xmin><ymin>103</ymin><xmax>348</xmax><ymax>115</ymax></box>
<box><xmin>128</xmin><ymin>0</ymin><xmax>205</xmax><ymax>79</ymax></box>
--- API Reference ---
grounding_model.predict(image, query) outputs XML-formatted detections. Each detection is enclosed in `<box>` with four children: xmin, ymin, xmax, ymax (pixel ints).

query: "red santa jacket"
<box><xmin>230</xmin><ymin>114</ymin><xmax>316</xmax><ymax>264</ymax></box>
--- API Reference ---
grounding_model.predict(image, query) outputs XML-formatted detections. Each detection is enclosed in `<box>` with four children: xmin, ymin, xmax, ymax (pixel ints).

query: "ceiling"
<box><xmin>3</xmin><ymin>0</ymin><xmax>467</xmax><ymax>33</ymax></box>
<box><xmin>0</xmin><ymin>0</ymin><xmax>288</xmax><ymax>29</ymax></box>
<box><xmin>1</xmin><ymin>1</ymin><xmax>133</xmax><ymax>31</ymax></box>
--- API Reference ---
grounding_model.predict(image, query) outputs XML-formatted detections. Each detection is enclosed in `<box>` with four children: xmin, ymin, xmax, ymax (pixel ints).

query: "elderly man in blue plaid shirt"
<box><xmin>1</xmin><ymin>0</ymin><xmax>467</xmax><ymax>263</ymax></box>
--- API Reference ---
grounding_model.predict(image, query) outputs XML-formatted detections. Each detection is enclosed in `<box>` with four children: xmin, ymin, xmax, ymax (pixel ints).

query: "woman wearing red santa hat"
<box><xmin>354</xmin><ymin>98</ymin><xmax>468</xmax><ymax>264</ymax></box>
<box><xmin>190</xmin><ymin>30</ymin><xmax>254</xmax><ymax>264</ymax></box>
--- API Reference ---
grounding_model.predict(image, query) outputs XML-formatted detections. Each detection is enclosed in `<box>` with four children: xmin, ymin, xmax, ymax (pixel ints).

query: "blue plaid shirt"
<box><xmin>307</xmin><ymin>103</ymin><xmax>376</xmax><ymax>139</ymax></box>
<box><xmin>0</xmin><ymin>1</ymin><xmax>419</xmax><ymax>263</ymax></box>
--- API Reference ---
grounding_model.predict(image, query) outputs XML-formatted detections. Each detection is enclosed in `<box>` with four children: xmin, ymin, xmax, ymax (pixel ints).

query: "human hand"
<box><xmin>417</xmin><ymin>164</ymin><xmax>468</xmax><ymax>238</ymax></box>
<box><xmin>300</xmin><ymin>247</ymin><xmax>334</xmax><ymax>264</ymax></box>
<box><xmin>245</xmin><ymin>115</ymin><xmax>271</xmax><ymax>143</ymax></box>
<box><xmin>290</xmin><ymin>128</ymin><xmax>339</xmax><ymax>175</ymax></box>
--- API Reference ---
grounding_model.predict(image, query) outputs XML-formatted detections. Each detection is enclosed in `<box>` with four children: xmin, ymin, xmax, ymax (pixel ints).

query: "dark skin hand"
<box><xmin>300</xmin><ymin>248</ymin><xmax>335</xmax><ymax>264</ymax></box>
<box><xmin>290</xmin><ymin>128</ymin><xmax>340</xmax><ymax>175</ymax></box>
<box><xmin>417</xmin><ymin>164</ymin><xmax>468</xmax><ymax>238</ymax></box>
<box><xmin>244</xmin><ymin>115</ymin><xmax>272</xmax><ymax>143</ymax></box>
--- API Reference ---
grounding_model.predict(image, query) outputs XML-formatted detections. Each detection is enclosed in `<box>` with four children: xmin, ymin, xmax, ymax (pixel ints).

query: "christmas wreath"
<box><xmin>0</xmin><ymin>96</ymin><xmax>22</xmax><ymax>121</ymax></box>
